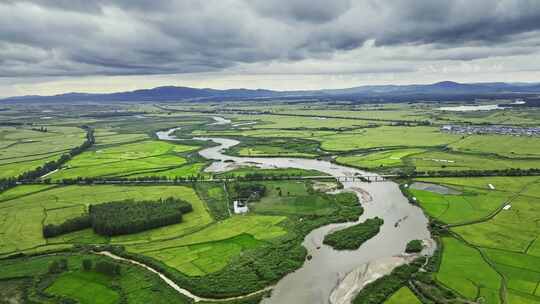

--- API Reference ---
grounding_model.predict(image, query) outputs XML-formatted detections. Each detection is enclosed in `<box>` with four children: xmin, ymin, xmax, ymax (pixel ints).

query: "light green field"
<box><xmin>278</xmin><ymin>109</ymin><xmax>432</xmax><ymax>122</ymax></box>
<box><xmin>47</xmin><ymin>271</ymin><xmax>119</xmax><ymax>304</ymax></box>
<box><xmin>0</xmin><ymin>185</ymin><xmax>212</xmax><ymax>255</ymax></box>
<box><xmin>437</xmin><ymin>237</ymin><xmax>502</xmax><ymax>304</ymax></box>
<box><xmin>0</xmin><ymin>126</ymin><xmax>86</xmax><ymax>178</ymax></box>
<box><xmin>450</xmin><ymin>135</ymin><xmax>540</xmax><ymax>158</ymax></box>
<box><xmin>127</xmin><ymin>215</ymin><xmax>286</xmax><ymax>275</ymax></box>
<box><xmin>93</xmin><ymin>129</ymin><xmax>148</xmax><ymax>146</ymax></box>
<box><xmin>233</xmin><ymin>114</ymin><xmax>373</xmax><ymax>129</ymax></box>
<box><xmin>384</xmin><ymin>287</ymin><xmax>421</xmax><ymax>304</ymax></box>
<box><xmin>485</xmin><ymin>249</ymin><xmax>540</xmax><ymax>300</ymax></box>
<box><xmin>438</xmin><ymin>109</ymin><xmax>540</xmax><ymax>126</ymax></box>
<box><xmin>319</xmin><ymin>126</ymin><xmax>460</xmax><ymax>151</ymax></box>
<box><xmin>49</xmin><ymin>140</ymin><xmax>200</xmax><ymax>179</ymax></box>
<box><xmin>452</xmin><ymin>178</ymin><xmax>540</xmax><ymax>252</ymax></box>
<box><xmin>143</xmin><ymin>234</ymin><xmax>264</xmax><ymax>276</ymax></box>
<box><xmin>429</xmin><ymin>177</ymin><xmax>540</xmax><ymax>303</ymax></box>
<box><xmin>410</xmin><ymin>178</ymin><xmax>515</xmax><ymax>224</ymax></box>
<box><xmin>410</xmin><ymin>150</ymin><xmax>540</xmax><ymax>171</ymax></box>
<box><xmin>337</xmin><ymin>148</ymin><xmax>425</xmax><ymax>169</ymax></box>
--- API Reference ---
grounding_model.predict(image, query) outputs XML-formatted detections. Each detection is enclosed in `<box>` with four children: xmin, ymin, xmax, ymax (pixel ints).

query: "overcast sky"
<box><xmin>1</xmin><ymin>0</ymin><xmax>540</xmax><ymax>97</ymax></box>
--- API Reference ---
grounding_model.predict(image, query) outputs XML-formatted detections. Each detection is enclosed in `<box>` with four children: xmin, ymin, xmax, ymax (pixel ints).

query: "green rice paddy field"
<box><xmin>49</xmin><ymin>129</ymin><xmax>205</xmax><ymax>180</ymax></box>
<box><xmin>410</xmin><ymin>176</ymin><xmax>540</xmax><ymax>303</ymax></box>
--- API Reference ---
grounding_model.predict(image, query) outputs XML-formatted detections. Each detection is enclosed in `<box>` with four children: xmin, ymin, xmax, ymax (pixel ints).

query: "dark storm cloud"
<box><xmin>0</xmin><ymin>0</ymin><xmax>539</xmax><ymax>78</ymax></box>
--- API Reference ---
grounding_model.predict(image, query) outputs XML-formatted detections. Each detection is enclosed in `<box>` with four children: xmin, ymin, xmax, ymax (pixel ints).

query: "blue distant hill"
<box><xmin>3</xmin><ymin>81</ymin><xmax>540</xmax><ymax>103</ymax></box>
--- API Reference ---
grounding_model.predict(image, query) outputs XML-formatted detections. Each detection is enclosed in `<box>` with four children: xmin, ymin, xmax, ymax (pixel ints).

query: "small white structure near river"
<box><xmin>233</xmin><ymin>200</ymin><xmax>249</xmax><ymax>214</ymax></box>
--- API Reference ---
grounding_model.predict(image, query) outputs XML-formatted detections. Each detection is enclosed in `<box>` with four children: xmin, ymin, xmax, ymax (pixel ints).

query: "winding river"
<box><xmin>156</xmin><ymin>125</ymin><xmax>433</xmax><ymax>304</ymax></box>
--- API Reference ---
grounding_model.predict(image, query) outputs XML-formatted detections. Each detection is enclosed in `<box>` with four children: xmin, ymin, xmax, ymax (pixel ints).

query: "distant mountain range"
<box><xmin>3</xmin><ymin>81</ymin><xmax>540</xmax><ymax>103</ymax></box>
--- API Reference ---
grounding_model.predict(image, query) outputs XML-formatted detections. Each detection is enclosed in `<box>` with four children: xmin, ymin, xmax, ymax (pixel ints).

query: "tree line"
<box><xmin>43</xmin><ymin>215</ymin><xmax>91</xmax><ymax>238</ymax></box>
<box><xmin>404</xmin><ymin>167</ymin><xmax>540</xmax><ymax>178</ymax></box>
<box><xmin>42</xmin><ymin>197</ymin><xmax>193</xmax><ymax>238</ymax></box>
<box><xmin>28</xmin><ymin>171</ymin><xmax>336</xmax><ymax>187</ymax></box>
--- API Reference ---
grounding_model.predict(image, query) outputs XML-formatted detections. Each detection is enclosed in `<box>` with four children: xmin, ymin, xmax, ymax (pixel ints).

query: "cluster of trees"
<box><xmin>31</xmin><ymin>126</ymin><xmax>48</xmax><ymax>132</ymax></box>
<box><xmin>95</xmin><ymin>260</ymin><xmax>121</xmax><ymax>276</ymax></box>
<box><xmin>352</xmin><ymin>258</ymin><xmax>425</xmax><ymax>304</ymax></box>
<box><xmin>323</xmin><ymin>217</ymin><xmax>384</xmax><ymax>250</ymax></box>
<box><xmin>89</xmin><ymin>197</ymin><xmax>192</xmax><ymax>236</ymax></box>
<box><xmin>232</xmin><ymin>183</ymin><xmax>266</xmax><ymax>201</ymax></box>
<box><xmin>42</xmin><ymin>197</ymin><xmax>192</xmax><ymax>237</ymax></box>
<box><xmin>82</xmin><ymin>259</ymin><xmax>121</xmax><ymax>276</ymax></box>
<box><xmin>0</xmin><ymin>178</ymin><xmax>17</xmax><ymax>192</ymax></box>
<box><xmin>54</xmin><ymin>174</ymin><xmax>204</xmax><ymax>185</ymax></box>
<box><xmin>43</xmin><ymin>215</ymin><xmax>91</xmax><ymax>238</ymax></box>
<box><xmin>48</xmin><ymin>258</ymin><xmax>69</xmax><ymax>274</ymax></box>
<box><xmin>17</xmin><ymin>126</ymin><xmax>94</xmax><ymax>182</ymax></box>
<box><xmin>405</xmin><ymin>239</ymin><xmax>424</xmax><ymax>253</ymax></box>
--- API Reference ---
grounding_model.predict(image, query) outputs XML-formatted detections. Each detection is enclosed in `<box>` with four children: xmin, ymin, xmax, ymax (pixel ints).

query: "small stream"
<box><xmin>156</xmin><ymin>124</ymin><xmax>433</xmax><ymax>304</ymax></box>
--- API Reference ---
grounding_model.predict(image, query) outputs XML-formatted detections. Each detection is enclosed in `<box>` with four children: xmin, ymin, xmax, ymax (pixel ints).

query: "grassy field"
<box><xmin>47</xmin><ymin>271</ymin><xmax>120</xmax><ymax>304</ymax></box>
<box><xmin>276</xmin><ymin>108</ymin><xmax>432</xmax><ymax>122</ymax></box>
<box><xmin>49</xmin><ymin>139</ymin><xmax>202</xmax><ymax>179</ymax></box>
<box><xmin>0</xmin><ymin>185</ymin><xmax>213</xmax><ymax>255</ymax></box>
<box><xmin>409</xmin><ymin>177</ymin><xmax>516</xmax><ymax>224</ymax></box>
<box><xmin>251</xmin><ymin>181</ymin><xmax>338</xmax><ymax>216</ymax></box>
<box><xmin>231</xmin><ymin>114</ymin><xmax>375</xmax><ymax>129</ymax></box>
<box><xmin>451</xmin><ymin>178</ymin><xmax>540</xmax><ymax>252</ymax></box>
<box><xmin>0</xmin><ymin>126</ymin><xmax>86</xmax><ymax>178</ymax></box>
<box><xmin>415</xmin><ymin>176</ymin><xmax>540</xmax><ymax>303</ymax></box>
<box><xmin>384</xmin><ymin>287</ymin><xmax>421</xmax><ymax>304</ymax></box>
<box><xmin>437</xmin><ymin>237</ymin><xmax>502</xmax><ymax>304</ymax></box>
<box><xmin>336</xmin><ymin>148</ymin><xmax>425</xmax><ymax>169</ymax></box>
<box><xmin>127</xmin><ymin>215</ymin><xmax>286</xmax><ymax>276</ymax></box>
<box><xmin>450</xmin><ymin>135</ymin><xmax>540</xmax><ymax>158</ymax></box>
<box><xmin>409</xmin><ymin>150</ymin><xmax>540</xmax><ymax>171</ymax></box>
<box><xmin>319</xmin><ymin>126</ymin><xmax>460</xmax><ymax>151</ymax></box>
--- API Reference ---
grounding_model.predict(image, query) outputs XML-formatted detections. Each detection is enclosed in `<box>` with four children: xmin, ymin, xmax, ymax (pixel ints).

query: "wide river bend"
<box><xmin>156</xmin><ymin>127</ymin><xmax>433</xmax><ymax>304</ymax></box>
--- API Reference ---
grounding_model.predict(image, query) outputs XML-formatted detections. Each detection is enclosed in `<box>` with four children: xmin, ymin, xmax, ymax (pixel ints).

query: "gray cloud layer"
<box><xmin>1</xmin><ymin>0</ymin><xmax>540</xmax><ymax>78</ymax></box>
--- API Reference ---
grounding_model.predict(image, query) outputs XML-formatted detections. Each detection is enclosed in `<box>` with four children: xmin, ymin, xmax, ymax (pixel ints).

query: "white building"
<box><xmin>233</xmin><ymin>200</ymin><xmax>249</xmax><ymax>214</ymax></box>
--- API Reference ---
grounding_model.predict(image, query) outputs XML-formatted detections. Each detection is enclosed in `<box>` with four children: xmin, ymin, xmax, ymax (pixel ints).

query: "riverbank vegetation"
<box><xmin>0</xmin><ymin>253</ymin><xmax>191</xmax><ymax>304</ymax></box>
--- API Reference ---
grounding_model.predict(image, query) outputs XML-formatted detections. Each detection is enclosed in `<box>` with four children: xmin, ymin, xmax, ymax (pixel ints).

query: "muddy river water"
<box><xmin>156</xmin><ymin>127</ymin><xmax>433</xmax><ymax>304</ymax></box>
